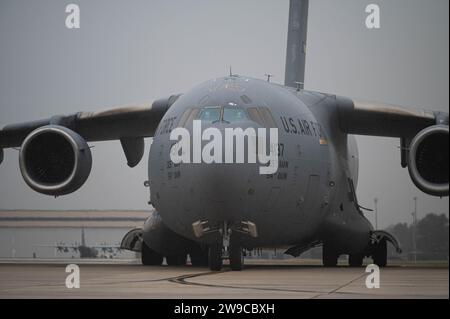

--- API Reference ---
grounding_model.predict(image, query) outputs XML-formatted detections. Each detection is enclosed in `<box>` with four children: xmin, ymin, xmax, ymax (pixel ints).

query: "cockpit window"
<box><xmin>199</xmin><ymin>107</ymin><xmax>221</xmax><ymax>122</ymax></box>
<box><xmin>247</xmin><ymin>106</ymin><xmax>278</xmax><ymax>128</ymax></box>
<box><xmin>178</xmin><ymin>108</ymin><xmax>200</xmax><ymax>127</ymax></box>
<box><xmin>247</xmin><ymin>107</ymin><xmax>264</xmax><ymax>126</ymax></box>
<box><xmin>223</xmin><ymin>107</ymin><xmax>248</xmax><ymax>123</ymax></box>
<box><xmin>259</xmin><ymin>107</ymin><xmax>278</xmax><ymax>128</ymax></box>
<box><xmin>178</xmin><ymin>108</ymin><xmax>192</xmax><ymax>127</ymax></box>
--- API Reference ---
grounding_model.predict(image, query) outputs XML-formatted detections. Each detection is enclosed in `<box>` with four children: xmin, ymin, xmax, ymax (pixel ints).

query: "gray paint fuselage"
<box><xmin>148</xmin><ymin>76</ymin><xmax>372</xmax><ymax>254</ymax></box>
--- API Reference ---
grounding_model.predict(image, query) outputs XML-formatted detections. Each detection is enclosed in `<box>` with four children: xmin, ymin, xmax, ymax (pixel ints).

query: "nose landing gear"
<box><xmin>204</xmin><ymin>221</ymin><xmax>251</xmax><ymax>271</ymax></box>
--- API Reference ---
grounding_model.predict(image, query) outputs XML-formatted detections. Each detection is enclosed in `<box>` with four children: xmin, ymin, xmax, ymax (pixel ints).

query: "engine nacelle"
<box><xmin>408</xmin><ymin>125</ymin><xmax>449</xmax><ymax>197</ymax></box>
<box><xmin>19</xmin><ymin>125</ymin><xmax>92</xmax><ymax>196</ymax></box>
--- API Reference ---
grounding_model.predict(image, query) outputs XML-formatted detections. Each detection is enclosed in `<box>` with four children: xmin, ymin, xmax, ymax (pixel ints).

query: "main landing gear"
<box><xmin>323</xmin><ymin>246</ymin><xmax>365</xmax><ymax>268</ymax></box>
<box><xmin>322</xmin><ymin>237</ymin><xmax>389</xmax><ymax>268</ymax></box>
<box><xmin>141</xmin><ymin>241</ymin><xmax>164</xmax><ymax>266</ymax></box>
<box><xmin>189</xmin><ymin>245</ymin><xmax>209</xmax><ymax>267</ymax></box>
<box><xmin>322</xmin><ymin>243</ymin><xmax>339</xmax><ymax>267</ymax></box>
<box><xmin>142</xmin><ymin>241</ymin><xmax>210</xmax><ymax>267</ymax></box>
<box><xmin>348</xmin><ymin>253</ymin><xmax>364</xmax><ymax>267</ymax></box>
<box><xmin>141</xmin><ymin>241</ymin><xmax>187</xmax><ymax>266</ymax></box>
<box><xmin>347</xmin><ymin>239</ymin><xmax>387</xmax><ymax>267</ymax></box>
<box><xmin>372</xmin><ymin>238</ymin><xmax>387</xmax><ymax>267</ymax></box>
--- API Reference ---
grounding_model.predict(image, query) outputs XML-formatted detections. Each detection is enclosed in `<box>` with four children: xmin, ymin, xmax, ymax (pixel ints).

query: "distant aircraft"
<box><xmin>35</xmin><ymin>228</ymin><xmax>121</xmax><ymax>258</ymax></box>
<box><xmin>1</xmin><ymin>0</ymin><xmax>448</xmax><ymax>270</ymax></box>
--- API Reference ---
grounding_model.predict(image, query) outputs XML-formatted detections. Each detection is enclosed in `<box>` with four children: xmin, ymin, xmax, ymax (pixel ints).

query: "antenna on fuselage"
<box><xmin>285</xmin><ymin>0</ymin><xmax>309</xmax><ymax>89</ymax></box>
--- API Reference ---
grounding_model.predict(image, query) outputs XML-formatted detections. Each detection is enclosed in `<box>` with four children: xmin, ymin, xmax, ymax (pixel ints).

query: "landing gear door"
<box><xmin>120</xmin><ymin>228</ymin><xmax>143</xmax><ymax>252</ymax></box>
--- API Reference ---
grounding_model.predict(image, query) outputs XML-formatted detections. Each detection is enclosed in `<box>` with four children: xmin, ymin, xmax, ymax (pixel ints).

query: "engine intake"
<box><xmin>408</xmin><ymin>125</ymin><xmax>449</xmax><ymax>197</ymax></box>
<box><xmin>19</xmin><ymin>125</ymin><xmax>92</xmax><ymax>196</ymax></box>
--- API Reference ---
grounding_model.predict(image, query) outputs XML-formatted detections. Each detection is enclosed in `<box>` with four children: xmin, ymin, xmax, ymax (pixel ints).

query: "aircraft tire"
<box><xmin>348</xmin><ymin>253</ymin><xmax>364</xmax><ymax>267</ymax></box>
<box><xmin>189</xmin><ymin>245</ymin><xmax>209</xmax><ymax>267</ymax></box>
<box><xmin>208</xmin><ymin>244</ymin><xmax>223</xmax><ymax>271</ymax></box>
<box><xmin>141</xmin><ymin>242</ymin><xmax>163</xmax><ymax>266</ymax></box>
<box><xmin>373</xmin><ymin>239</ymin><xmax>387</xmax><ymax>267</ymax></box>
<box><xmin>229</xmin><ymin>244</ymin><xmax>243</xmax><ymax>271</ymax></box>
<box><xmin>166</xmin><ymin>254</ymin><xmax>187</xmax><ymax>266</ymax></box>
<box><xmin>322</xmin><ymin>244</ymin><xmax>338</xmax><ymax>267</ymax></box>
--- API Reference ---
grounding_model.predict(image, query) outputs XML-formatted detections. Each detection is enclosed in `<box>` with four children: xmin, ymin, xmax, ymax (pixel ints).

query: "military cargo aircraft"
<box><xmin>1</xmin><ymin>0</ymin><xmax>448</xmax><ymax>270</ymax></box>
<box><xmin>34</xmin><ymin>227</ymin><xmax>121</xmax><ymax>258</ymax></box>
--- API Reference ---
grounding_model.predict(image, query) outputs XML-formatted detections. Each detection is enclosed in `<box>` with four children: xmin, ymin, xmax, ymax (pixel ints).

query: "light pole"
<box><xmin>374</xmin><ymin>197</ymin><xmax>379</xmax><ymax>229</ymax></box>
<box><xmin>412</xmin><ymin>196</ymin><xmax>418</xmax><ymax>263</ymax></box>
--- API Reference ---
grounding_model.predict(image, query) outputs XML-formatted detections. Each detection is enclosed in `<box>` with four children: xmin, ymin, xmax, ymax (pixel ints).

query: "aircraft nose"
<box><xmin>195</xmin><ymin>160</ymin><xmax>256</xmax><ymax>222</ymax></box>
<box><xmin>190</xmin><ymin>122</ymin><xmax>262</xmax><ymax>222</ymax></box>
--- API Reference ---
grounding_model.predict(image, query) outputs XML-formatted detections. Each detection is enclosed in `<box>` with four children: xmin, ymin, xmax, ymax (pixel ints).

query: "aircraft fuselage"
<box><xmin>148</xmin><ymin>76</ymin><xmax>373</xmax><ymax>255</ymax></box>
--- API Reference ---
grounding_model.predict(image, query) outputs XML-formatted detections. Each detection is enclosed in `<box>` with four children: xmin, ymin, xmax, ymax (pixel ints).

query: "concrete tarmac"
<box><xmin>0</xmin><ymin>260</ymin><xmax>448</xmax><ymax>299</ymax></box>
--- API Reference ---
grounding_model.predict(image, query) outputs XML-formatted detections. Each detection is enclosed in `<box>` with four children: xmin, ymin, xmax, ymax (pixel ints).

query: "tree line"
<box><xmin>387</xmin><ymin>213</ymin><xmax>449</xmax><ymax>260</ymax></box>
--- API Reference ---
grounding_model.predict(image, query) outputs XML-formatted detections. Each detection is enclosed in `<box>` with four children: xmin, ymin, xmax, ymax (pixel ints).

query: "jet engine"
<box><xmin>19</xmin><ymin>125</ymin><xmax>92</xmax><ymax>196</ymax></box>
<box><xmin>408</xmin><ymin>125</ymin><xmax>449</xmax><ymax>197</ymax></box>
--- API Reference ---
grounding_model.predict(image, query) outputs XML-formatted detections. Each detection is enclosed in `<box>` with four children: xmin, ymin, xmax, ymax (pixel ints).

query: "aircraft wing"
<box><xmin>336</xmin><ymin>97</ymin><xmax>446</xmax><ymax>138</ymax></box>
<box><xmin>0</xmin><ymin>94</ymin><xmax>180</xmax><ymax>167</ymax></box>
<box><xmin>335</xmin><ymin>96</ymin><xmax>449</xmax><ymax>197</ymax></box>
<box><xmin>0</xmin><ymin>94</ymin><xmax>180</xmax><ymax>149</ymax></box>
<box><xmin>0</xmin><ymin>94</ymin><xmax>181</xmax><ymax>196</ymax></box>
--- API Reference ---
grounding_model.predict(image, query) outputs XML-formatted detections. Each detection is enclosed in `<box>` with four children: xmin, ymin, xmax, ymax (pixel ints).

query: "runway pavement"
<box><xmin>0</xmin><ymin>259</ymin><xmax>448</xmax><ymax>299</ymax></box>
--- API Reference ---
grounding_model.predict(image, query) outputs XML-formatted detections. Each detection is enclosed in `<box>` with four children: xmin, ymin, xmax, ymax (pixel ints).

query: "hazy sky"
<box><xmin>0</xmin><ymin>0</ymin><xmax>448</xmax><ymax>229</ymax></box>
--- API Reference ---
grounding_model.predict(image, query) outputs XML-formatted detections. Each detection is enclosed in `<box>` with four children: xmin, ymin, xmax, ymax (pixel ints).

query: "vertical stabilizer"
<box><xmin>284</xmin><ymin>0</ymin><xmax>309</xmax><ymax>88</ymax></box>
